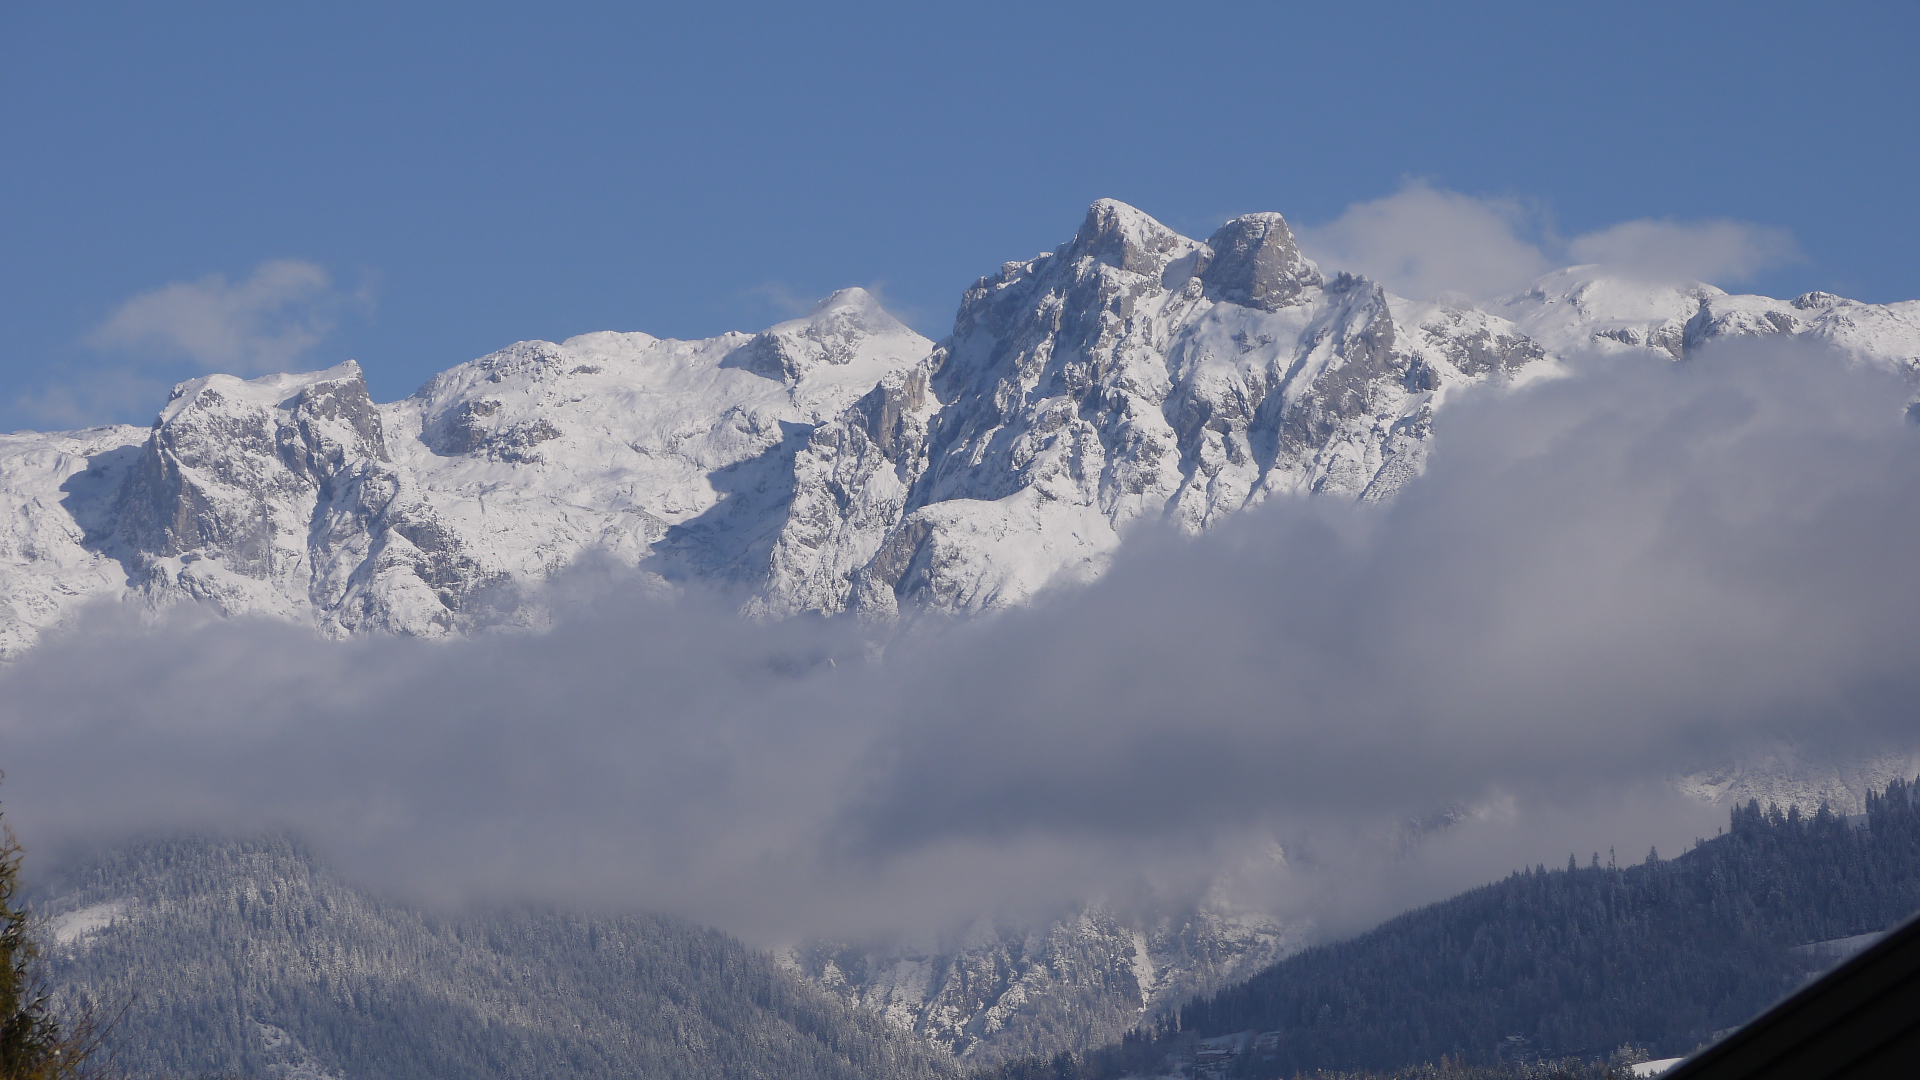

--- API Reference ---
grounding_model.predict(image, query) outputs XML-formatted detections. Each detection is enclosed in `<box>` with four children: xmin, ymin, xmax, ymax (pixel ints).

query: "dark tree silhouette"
<box><xmin>1</xmin><ymin>797</ymin><xmax>109</xmax><ymax>1080</ymax></box>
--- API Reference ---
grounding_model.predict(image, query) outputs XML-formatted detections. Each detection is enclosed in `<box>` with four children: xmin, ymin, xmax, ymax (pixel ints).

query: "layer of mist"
<box><xmin>4</xmin><ymin>338</ymin><xmax>1916</xmax><ymax>945</ymax></box>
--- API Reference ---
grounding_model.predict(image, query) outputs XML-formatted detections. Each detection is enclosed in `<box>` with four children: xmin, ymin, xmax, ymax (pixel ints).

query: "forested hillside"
<box><xmin>37</xmin><ymin>837</ymin><xmax>958</xmax><ymax>1080</ymax></box>
<box><xmin>991</xmin><ymin>781</ymin><xmax>1920</xmax><ymax>1078</ymax></box>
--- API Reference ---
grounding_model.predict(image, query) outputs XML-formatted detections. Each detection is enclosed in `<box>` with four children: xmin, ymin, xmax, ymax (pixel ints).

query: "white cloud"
<box><xmin>1298</xmin><ymin>181</ymin><xmax>1800</xmax><ymax>300</ymax></box>
<box><xmin>1567</xmin><ymin>218</ymin><xmax>1800</xmax><ymax>284</ymax></box>
<box><xmin>86</xmin><ymin>259</ymin><xmax>360</xmax><ymax>374</ymax></box>
<box><xmin>1295</xmin><ymin>181</ymin><xmax>1553</xmax><ymax>301</ymax></box>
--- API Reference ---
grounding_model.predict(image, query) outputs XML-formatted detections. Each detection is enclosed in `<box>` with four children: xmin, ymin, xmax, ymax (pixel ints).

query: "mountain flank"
<box><xmin>991</xmin><ymin>780</ymin><xmax>1920</xmax><ymax>1078</ymax></box>
<box><xmin>38</xmin><ymin>836</ymin><xmax>958</xmax><ymax>1080</ymax></box>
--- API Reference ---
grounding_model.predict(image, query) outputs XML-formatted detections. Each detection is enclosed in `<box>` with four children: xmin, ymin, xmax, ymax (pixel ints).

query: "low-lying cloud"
<box><xmin>1298</xmin><ymin>180</ymin><xmax>1801</xmax><ymax>300</ymax></box>
<box><xmin>2</xmin><ymin>338</ymin><xmax>1916</xmax><ymax>945</ymax></box>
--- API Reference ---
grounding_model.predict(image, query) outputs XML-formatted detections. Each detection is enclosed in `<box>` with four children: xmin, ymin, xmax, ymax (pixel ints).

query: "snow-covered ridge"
<box><xmin>3</xmin><ymin>203</ymin><xmax>1917</xmax><ymax>653</ymax></box>
<box><xmin>0</xmin><ymin>288</ymin><xmax>931</xmax><ymax>651</ymax></box>
<box><xmin>1490</xmin><ymin>266</ymin><xmax>1920</xmax><ymax>370</ymax></box>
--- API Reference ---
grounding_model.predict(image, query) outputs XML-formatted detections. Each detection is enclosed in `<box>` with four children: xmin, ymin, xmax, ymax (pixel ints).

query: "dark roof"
<box><xmin>1663</xmin><ymin>909</ymin><xmax>1920</xmax><ymax>1079</ymax></box>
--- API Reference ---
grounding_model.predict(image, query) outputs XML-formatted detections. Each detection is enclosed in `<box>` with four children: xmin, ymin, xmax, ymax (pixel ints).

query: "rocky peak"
<box><xmin>1199</xmin><ymin>212</ymin><xmax>1323</xmax><ymax>311</ymax></box>
<box><xmin>1065</xmin><ymin>198</ymin><xmax>1192</xmax><ymax>275</ymax></box>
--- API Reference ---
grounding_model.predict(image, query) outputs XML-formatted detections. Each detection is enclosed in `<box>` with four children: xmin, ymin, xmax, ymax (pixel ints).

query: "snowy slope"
<box><xmin>1492</xmin><ymin>267</ymin><xmax>1920</xmax><ymax>372</ymax></box>
<box><xmin>0</xmin><ymin>424</ymin><xmax>146</xmax><ymax>656</ymax></box>
<box><xmin>7</xmin><ymin>198</ymin><xmax>1920</xmax><ymax>1066</ymax></box>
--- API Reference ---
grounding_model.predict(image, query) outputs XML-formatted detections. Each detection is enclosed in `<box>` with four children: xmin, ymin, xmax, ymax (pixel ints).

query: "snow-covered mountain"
<box><xmin>4</xmin><ymin>200</ymin><xmax>1918</xmax><ymax>654</ymax></box>
<box><xmin>764</xmin><ymin>201</ymin><xmax>1550</xmax><ymax>618</ymax></box>
<box><xmin>0</xmin><ymin>287</ymin><xmax>930</xmax><ymax>654</ymax></box>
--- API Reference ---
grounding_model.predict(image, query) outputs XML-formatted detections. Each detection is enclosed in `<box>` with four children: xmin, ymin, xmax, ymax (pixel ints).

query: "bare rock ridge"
<box><xmin>4</xmin><ymin>201</ymin><xmax>1917</xmax><ymax>653</ymax></box>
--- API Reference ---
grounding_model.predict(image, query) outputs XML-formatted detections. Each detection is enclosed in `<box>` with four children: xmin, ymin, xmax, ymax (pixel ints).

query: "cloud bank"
<box><xmin>1298</xmin><ymin>181</ymin><xmax>1801</xmax><ymax>300</ymax></box>
<box><xmin>2</xmin><ymin>339</ymin><xmax>1916</xmax><ymax>944</ymax></box>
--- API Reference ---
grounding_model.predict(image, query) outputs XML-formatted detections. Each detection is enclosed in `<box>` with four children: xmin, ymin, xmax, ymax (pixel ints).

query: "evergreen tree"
<box><xmin>1</xmin><ymin>800</ymin><xmax>105</xmax><ymax>1080</ymax></box>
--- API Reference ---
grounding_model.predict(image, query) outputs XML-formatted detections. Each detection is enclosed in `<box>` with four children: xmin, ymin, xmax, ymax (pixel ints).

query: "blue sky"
<box><xmin>3</xmin><ymin>0</ymin><xmax>1916</xmax><ymax>430</ymax></box>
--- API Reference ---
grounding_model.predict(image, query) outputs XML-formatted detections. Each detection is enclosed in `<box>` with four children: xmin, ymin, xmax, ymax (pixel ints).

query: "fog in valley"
<box><xmin>4</xmin><ymin>337</ymin><xmax>1916</xmax><ymax>945</ymax></box>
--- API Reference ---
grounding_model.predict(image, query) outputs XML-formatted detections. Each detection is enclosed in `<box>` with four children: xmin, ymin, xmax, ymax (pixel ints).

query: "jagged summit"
<box><xmin>1060</xmin><ymin>200</ymin><xmax>1323</xmax><ymax>312</ymax></box>
<box><xmin>154</xmin><ymin>359</ymin><xmax>372</xmax><ymax>426</ymax></box>
<box><xmin>0</xmin><ymin>292</ymin><xmax>932</xmax><ymax>650</ymax></box>
<box><xmin>2</xmin><ymin>204</ymin><xmax>1917</xmax><ymax>652</ymax></box>
<box><xmin>1066</xmin><ymin>198</ymin><xmax>1196</xmax><ymax>274</ymax></box>
<box><xmin>9</xmin><ymin>201</ymin><xmax>1920</xmax><ymax>1066</ymax></box>
<box><xmin>774</xmin><ymin>201</ymin><xmax>1543</xmax><ymax>616</ymax></box>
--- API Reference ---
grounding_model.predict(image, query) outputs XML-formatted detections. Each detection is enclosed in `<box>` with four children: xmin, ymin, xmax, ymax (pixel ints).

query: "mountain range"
<box><xmin>5</xmin><ymin>200</ymin><xmax>1916</xmax><ymax>657</ymax></box>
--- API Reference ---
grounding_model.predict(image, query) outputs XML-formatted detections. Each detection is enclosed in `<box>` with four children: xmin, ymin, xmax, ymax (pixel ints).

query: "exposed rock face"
<box><xmin>768</xmin><ymin>200</ymin><xmax>1546</xmax><ymax>617</ymax></box>
<box><xmin>103</xmin><ymin>362</ymin><xmax>455</xmax><ymax>632</ymax></box>
<box><xmin>5</xmin><ymin>200</ymin><xmax>1920</xmax><ymax>1066</ymax></box>
<box><xmin>1198</xmin><ymin>212</ymin><xmax>1320</xmax><ymax>311</ymax></box>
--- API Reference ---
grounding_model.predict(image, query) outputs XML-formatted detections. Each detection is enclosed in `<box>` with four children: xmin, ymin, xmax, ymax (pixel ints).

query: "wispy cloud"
<box><xmin>85</xmin><ymin>259</ymin><xmax>365</xmax><ymax>374</ymax></box>
<box><xmin>737</xmin><ymin>281</ymin><xmax>818</xmax><ymax>320</ymax></box>
<box><xmin>1297</xmin><ymin>180</ymin><xmax>1800</xmax><ymax>300</ymax></box>
<box><xmin>11</xmin><ymin>260</ymin><xmax>370</xmax><ymax>429</ymax></box>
